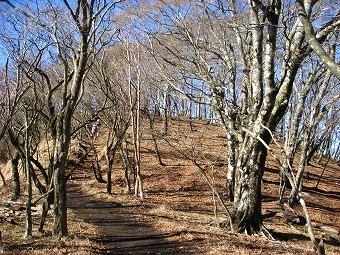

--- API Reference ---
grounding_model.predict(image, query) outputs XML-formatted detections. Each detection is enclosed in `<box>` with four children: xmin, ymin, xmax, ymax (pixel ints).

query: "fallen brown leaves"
<box><xmin>0</xmin><ymin>118</ymin><xmax>339</xmax><ymax>254</ymax></box>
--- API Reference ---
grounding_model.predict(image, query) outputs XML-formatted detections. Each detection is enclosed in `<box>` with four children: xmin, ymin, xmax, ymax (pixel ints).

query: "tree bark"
<box><xmin>162</xmin><ymin>84</ymin><xmax>170</xmax><ymax>135</ymax></box>
<box><xmin>120</xmin><ymin>145</ymin><xmax>131</xmax><ymax>194</ymax></box>
<box><xmin>10</xmin><ymin>153</ymin><xmax>20</xmax><ymax>201</ymax></box>
<box><xmin>24</xmin><ymin>115</ymin><xmax>32</xmax><ymax>239</ymax></box>
<box><xmin>52</xmin><ymin>141</ymin><xmax>69</xmax><ymax>237</ymax></box>
<box><xmin>234</xmin><ymin>141</ymin><xmax>268</xmax><ymax>235</ymax></box>
<box><xmin>296</xmin><ymin>0</ymin><xmax>340</xmax><ymax>80</ymax></box>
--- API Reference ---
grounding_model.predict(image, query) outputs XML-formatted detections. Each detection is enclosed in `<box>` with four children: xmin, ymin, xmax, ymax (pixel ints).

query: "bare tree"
<box><xmin>137</xmin><ymin>1</ymin><xmax>338</xmax><ymax>245</ymax></box>
<box><xmin>296</xmin><ymin>0</ymin><xmax>340</xmax><ymax>80</ymax></box>
<box><xmin>288</xmin><ymin>71</ymin><xmax>339</xmax><ymax>206</ymax></box>
<box><xmin>23</xmin><ymin>102</ymin><xmax>39</xmax><ymax>238</ymax></box>
<box><xmin>1</xmin><ymin>0</ymin><xmax>123</xmax><ymax>237</ymax></box>
<box><xmin>127</xmin><ymin>41</ymin><xmax>144</xmax><ymax>200</ymax></box>
<box><xmin>9</xmin><ymin>152</ymin><xmax>20</xmax><ymax>200</ymax></box>
<box><xmin>88</xmin><ymin>48</ymin><xmax>132</xmax><ymax>194</ymax></box>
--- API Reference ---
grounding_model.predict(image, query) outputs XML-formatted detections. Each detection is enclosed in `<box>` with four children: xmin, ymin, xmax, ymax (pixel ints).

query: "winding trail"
<box><xmin>65</xmin><ymin>131</ymin><xmax>206</xmax><ymax>254</ymax></box>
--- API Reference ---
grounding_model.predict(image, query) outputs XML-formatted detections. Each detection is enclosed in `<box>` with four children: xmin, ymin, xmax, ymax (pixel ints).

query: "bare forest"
<box><xmin>0</xmin><ymin>1</ymin><xmax>339</xmax><ymax>255</ymax></box>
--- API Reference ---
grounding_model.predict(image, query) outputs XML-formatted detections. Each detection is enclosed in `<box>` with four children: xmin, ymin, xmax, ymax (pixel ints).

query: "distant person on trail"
<box><xmin>92</xmin><ymin>123</ymin><xmax>98</xmax><ymax>140</ymax></box>
<box><xmin>96</xmin><ymin>118</ymin><xmax>101</xmax><ymax>129</ymax></box>
<box><xmin>92</xmin><ymin>118</ymin><xmax>101</xmax><ymax>140</ymax></box>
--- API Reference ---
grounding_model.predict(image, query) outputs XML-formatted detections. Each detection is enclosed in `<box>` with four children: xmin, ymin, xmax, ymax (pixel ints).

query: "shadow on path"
<box><xmin>67</xmin><ymin>182</ymin><xmax>198</xmax><ymax>255</ymax></box>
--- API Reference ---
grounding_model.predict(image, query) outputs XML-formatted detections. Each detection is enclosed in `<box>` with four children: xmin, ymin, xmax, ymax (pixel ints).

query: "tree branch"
<box><xmin>296</xmin><ymin>0</ymin><xmax>340</xmax><ymax>80</ymax></box>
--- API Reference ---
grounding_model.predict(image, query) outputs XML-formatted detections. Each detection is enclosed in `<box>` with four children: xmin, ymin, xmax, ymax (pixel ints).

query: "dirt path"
<box><xmin>1</xmin><ymin>119</ymin><xmax>340</xmax><ymax>254</ymax></box>
<box><xmin>67</xmin><ymin>181</ymin><xmax>197</xmax><ymax>255</ymax></box>
<box><xmin>66</xmin><ymin>139</ymin><xmax>192</xmax><ymax>254</ymax></box>
<box><xmin>64</xmin><ymin>122</ymin><xmax>340</xmax><ymax>255</ymax></box>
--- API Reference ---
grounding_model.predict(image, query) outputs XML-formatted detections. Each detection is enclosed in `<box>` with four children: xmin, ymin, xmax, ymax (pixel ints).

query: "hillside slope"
<box><xmin>1</xmin><ymin>118</ymin><xmax>339</xmax><ymax>254</ymax></box>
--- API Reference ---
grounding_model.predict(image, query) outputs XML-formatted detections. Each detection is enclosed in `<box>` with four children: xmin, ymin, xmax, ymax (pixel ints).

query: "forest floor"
<box><xmin>0</xmin><ymin>117</ymin><xmax>339</xmax><ymax>255</ymax></box>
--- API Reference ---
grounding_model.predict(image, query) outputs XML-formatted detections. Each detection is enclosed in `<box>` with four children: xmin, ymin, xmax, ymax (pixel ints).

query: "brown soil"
<box><xmin>1</xmin><ymin>118</ymin><xmax>339</xmax><ymax>254</ymax></box>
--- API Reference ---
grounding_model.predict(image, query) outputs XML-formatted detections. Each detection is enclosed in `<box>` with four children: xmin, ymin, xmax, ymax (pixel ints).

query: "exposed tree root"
<box><xmin>236</xmin><ymin>220</ymin><xmax>274</xmax><ymax>240</ymax></box>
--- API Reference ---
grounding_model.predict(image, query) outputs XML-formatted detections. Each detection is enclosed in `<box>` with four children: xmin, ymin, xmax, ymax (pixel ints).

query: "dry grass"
<box><xmin>1</xmin><ymin>117</ymin><xmax>339</xmax><ymax>254</ymax></box>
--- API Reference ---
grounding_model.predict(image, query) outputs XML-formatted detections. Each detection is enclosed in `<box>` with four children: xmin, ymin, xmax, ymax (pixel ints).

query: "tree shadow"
<box><xmin>303</xmin><ymin>186</ymin><xmax>340</xmax><ymax>200</ymax></box>
<box><xmin>67</xmin><ymin>182</ymin><xmax>199</xmax><ymax>255</ymax></box>
<box><xmin>271</xmin><ymin>231</ymin><xmax>310</xmax><ymax>242</ymax></box>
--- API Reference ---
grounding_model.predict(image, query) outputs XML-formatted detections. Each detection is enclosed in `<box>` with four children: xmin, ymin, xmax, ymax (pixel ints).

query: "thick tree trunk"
<box><xmin>232</xmin><ymin>1</ymin><xmax>271</xmax><ymax>234</ymax></box>
<box><xmin>53</xmin><ymin>163</ymin><xmax>68</xmax><ymax>237</ymax></box>
<box><xmin>52</xmin><ymin>141</ymin><xmax>69</xmax><ymax>237</ymax></box>
<box><xmin>234</xmin><ymin>145</ymin><xmax>266</xmax><ymax>235</ymax></box>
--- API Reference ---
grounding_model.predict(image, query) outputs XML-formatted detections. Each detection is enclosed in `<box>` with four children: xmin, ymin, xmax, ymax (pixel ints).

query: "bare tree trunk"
<box><xmin>10</xmin><ymin>153</ymin><xmax>20</xmax><ymax>201</ymax></box>
<box><xmin>24</xmin><ymin>109</ymin><xmax>32</xmax><ymax>239</ymax></box>
<box><xmin>120</xmin><ymin>144</ymin><xmax>131</xmax><ymax>194</ymax></box>
<box><xmin>288</xmin><ymin>67</ymin><xmax>335</xmax><ymax>206</ymax></box>
<box><xmin>289</xmin><ymin>131</ymin><xmax>309</xmax><ymax>207</ymax></box>
<box><xmin>52</xmin><ymin>141</ymin><xmax>69</xmax><ymax>237</ymax></box>
<box><xmin>232</xmin><ymin>0</ymin><xmax>280</xmax><ymax>235</ymax></box>
<box><xmin>306</xmin><ymin>139</ymin><xmax>322</xmax><ymax>165</ymax></box>
<box><xmin>226</xmin><ymin>130</ymin><xmax>236</xmax><ymax>201</ymax></box>
<box><xmin>0</xmin><ymin>170</ymin><xmax>5</xmax><ymax>187</ymax></box>
<box><xmin>146</xmin><ymin>108</ymin><xmax>165</xmax><ymax>166</ymax></box>
<box><xmin>193</xmin><ymin>160</ymin><xmax>234</xmax><ymax>231</ymax></box>
<box><xmin>234</xmin><ymin>143</ymin><xmax>271</xmax><ymax>236</ymax></box>
<box><xmin>127</xmin><ymin>42</ymin><xmax>144</xmax><ymax>200</ymax></box>
<box><xmin>315</xmin><ymin>154</ymin><xmax>330</xmax><ymax>189</ymax></box>
<box><xmin>105</xmin><ymin>146</ymin><xmax>120</xmax><ymax>194</ymax></box>
<box><xmin>133</xmin><ymin>86</ymin><xmax>143</xmax><ymax>200</ymax></box>
<box><xmin>162</xmin><ymin>85</ymin><xmax>170</xmax><ymax>135</ymax></box>
<box><xmin>38</xmin><ymin>192</ymin><xmax>53</xmax><ymax>233</ymax></box>
<box><xmin>298</xmin><ymin>193</ymin><xmax>325</xmax><ymax>255</ymax></box>
<box><xmin>91</xmin><ymin>145</ymin><xmax>105</xmax><ymax>183</ymax></box>
<box><xmin>106</xmin><ymin>149</ymin><xmax>114</xmax><ymax>194</ymax></box>
<box><xmin>296</xmin><ymin>0</ymin><xmax>340</xmax><ymax>80</ymax></box>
